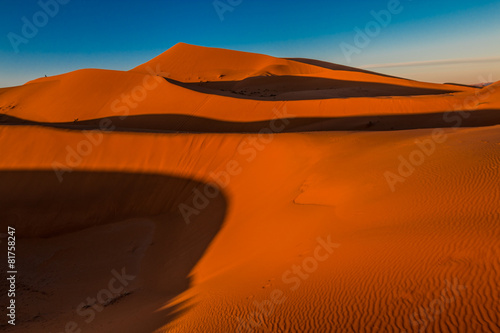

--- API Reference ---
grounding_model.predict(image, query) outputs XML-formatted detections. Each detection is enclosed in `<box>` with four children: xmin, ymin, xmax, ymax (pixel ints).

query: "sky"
<box><xmin>0</xmin><ymin>0</ymin><xmax>499</xmax><ymax>87</ymax></box>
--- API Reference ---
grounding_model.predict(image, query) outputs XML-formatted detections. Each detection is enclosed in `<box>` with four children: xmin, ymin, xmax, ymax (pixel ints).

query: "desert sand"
<box><xmin>0</xmin><ymin>43</ymin><xmax>499</xmax><ymax>332</ymax></box>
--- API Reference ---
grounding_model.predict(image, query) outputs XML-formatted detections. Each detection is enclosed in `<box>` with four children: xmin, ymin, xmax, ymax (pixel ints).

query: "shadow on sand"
<box><xmin>1</xmin><ymin>109</ymin><xmax>499</xmax><ymax>134</ymax></box>
<box><xmin>0</xmin><ymin>170</ymin><xmax>228</xmax><ymax>332</ymax></box>
<box><xmin>164</xmin><ymin>76</ymin><xmax>460</xmax><ymax>100</ymax></box>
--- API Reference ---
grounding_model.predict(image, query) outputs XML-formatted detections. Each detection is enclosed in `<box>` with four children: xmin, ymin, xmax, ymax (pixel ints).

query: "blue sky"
<box><xmin>1</xmin><ymin>0</ymin><xmax>499</xmax><ymax>87</ymax></box>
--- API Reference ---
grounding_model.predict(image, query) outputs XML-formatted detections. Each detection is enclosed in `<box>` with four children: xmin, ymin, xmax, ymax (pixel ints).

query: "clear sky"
<box><xmin>1</xmin><ymin>0</ymin><xmax>499</xmax><ymax>87</ymax></box>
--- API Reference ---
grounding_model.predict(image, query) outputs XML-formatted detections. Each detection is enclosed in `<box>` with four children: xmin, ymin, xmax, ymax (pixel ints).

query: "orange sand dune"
<box><xmin>131</xmin><ymin>43</ymin><xmax>473</xmax><ymax>92</ymax></box>
<box><xmin>0</xmin><ymin>43</ymin><xmax>486</xmax><ymax>125</ymax></box>
<box><xmin>0</xmin><ymin>44</ymin><xmax>499</xmax><ymax>333</ymax></box>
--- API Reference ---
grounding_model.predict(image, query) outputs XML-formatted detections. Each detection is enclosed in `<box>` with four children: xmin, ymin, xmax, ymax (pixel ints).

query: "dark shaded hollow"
<box><xmin>165</xmin><ymin>76</ymin><xmax>461</xmax><ymax>100</ymax></box>
<box><xmin>0</xmin><ymin>170</ymin><xmax>228</xmax><ymax>332</ymax></box>
<box><xmin>0</xmin><ymin>170</ymin><xmax>227</xmax><ymax>237</ymax></box>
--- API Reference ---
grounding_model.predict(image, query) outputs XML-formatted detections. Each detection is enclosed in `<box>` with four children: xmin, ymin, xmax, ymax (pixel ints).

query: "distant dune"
<box><xmin>0</xmin><ymin>43</ymin><xmax>499</xmax><ymax>333</ymax></box>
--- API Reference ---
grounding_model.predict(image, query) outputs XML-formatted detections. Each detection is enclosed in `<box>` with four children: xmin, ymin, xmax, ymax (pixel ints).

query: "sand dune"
<box><xmin>0</xmin><ymin>43</ymin><xmax>480</xmax><ymax>125</ymax></box>
<box><xmin>0</xmin><ymin>44</ymin><xmax>499</xmax><ymax>332</ymax></box>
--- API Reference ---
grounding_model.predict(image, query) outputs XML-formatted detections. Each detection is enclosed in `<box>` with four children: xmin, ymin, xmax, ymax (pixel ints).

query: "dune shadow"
<box><xmin>165</xmin><ymin>76</ymin><xmax>460</xmax><ymax>100</ymax></box>
<box><xmin>0</xmin><ymin>170</ymin><xmax>228</xmax><ymax>332</ymax></box>
<box><xmin>1</xmin><ymin>109</ymin><xmax>499</xmax><ymax>133</ymax></box>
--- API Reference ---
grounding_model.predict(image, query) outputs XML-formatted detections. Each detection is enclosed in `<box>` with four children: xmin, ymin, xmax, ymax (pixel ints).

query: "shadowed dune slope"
<box><xmin>164</xmin><ymin>76</ymin><xmax>461</xmax><ymax>100</ymax></box>
<box><xmin>0</xmin><ymin>169</ymin><xmax>227</xmax><ymax>333</ymax></box>
<box><xmin>2</xmin><ymin>109</ymin><xmax>500</xmax><ymax>133</ymax></box>
<box><xmin>0</xmin><ymin>170</ymin><xmax>226</xmax><ymax>237</ymax></box>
